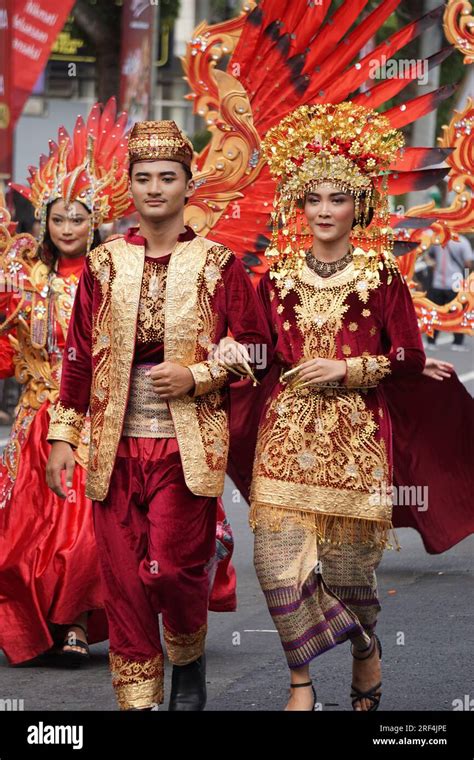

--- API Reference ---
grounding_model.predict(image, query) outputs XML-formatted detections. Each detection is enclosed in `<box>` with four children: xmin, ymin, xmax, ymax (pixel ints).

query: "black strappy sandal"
<box><xmin>289</xmin><ymin>680</ymin><xmax>318</xmax><ymax>711</ymax></box>
<box><xmin>58</xmin><ymin>623</ymin><xmax>90</xmax><ymax>668</ymax></box>
<box><xmin>350</xmin><ymin>633</ymin><xmax>382</xmax><ymax>712</ymax></box>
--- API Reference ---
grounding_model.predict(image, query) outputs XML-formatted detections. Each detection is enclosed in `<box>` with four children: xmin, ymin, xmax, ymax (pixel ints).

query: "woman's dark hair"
<box><xmin>38</xmin><ymin>201</ymin><xmax>101</xmax><ymax>270</ymax></box>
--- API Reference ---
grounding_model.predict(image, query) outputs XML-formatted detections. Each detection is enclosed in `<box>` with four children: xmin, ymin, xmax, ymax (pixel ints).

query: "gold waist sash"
<box><xmin>122</xmin><ymin>364</ymin><xmax>176</xmax><ymax>438</ymax></box>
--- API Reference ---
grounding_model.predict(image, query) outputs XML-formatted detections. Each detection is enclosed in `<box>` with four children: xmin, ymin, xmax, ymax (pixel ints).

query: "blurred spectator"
<box><xmin>426</xmin><ymin>235</ymin><xmax>473</xmax><ymax>351</ymax></box>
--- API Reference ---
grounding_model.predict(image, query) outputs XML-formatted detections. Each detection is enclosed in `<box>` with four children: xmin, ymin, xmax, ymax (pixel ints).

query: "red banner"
<box><xmin>0</xmin><ymin>0</ymin><xmax>13</xmax><ymax>181</ymax></box>
<box><xmin>11</xmin><ymin>0</ymin><xmax>74</xmax><ymax>122</ymax></box>
<box><xmin>119</xmin><ymin>0</ymin><xmax>157</xmax><ymax>126</ymax></box>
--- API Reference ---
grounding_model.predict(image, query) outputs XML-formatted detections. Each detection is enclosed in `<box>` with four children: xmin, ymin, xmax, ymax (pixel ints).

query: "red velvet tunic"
<box><xmin>240</xmin><ymin>252</ymin><xmax>426</xmax><ymax>541</ymax></box>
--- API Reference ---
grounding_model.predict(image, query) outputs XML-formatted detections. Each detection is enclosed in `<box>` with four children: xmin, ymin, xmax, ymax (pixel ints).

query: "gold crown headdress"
<box><xmin>261</xmin><ymin>103</ymin><xmax>405</xmax><ymax>275</ymax></box>
<box><xmin>128</xmin><ymin>120</ymin><xmax>194</xmax><ymax>169</ymax></box>
<box><xmin>11</xmin><ymin>98</ymin><xmax>133</xmax><ymax>253</ymax></box>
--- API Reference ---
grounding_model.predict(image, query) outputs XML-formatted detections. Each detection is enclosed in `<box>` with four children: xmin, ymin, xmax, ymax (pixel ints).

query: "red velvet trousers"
<box><xmin>92</xmin><ymin>436</ymin><xmax>217</xmax><ymax>709</ymax></box>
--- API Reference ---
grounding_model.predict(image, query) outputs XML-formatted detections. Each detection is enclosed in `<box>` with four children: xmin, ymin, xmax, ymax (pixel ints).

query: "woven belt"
<box><xmin>122</xmin><ymin>364</ymin><xmax>176</xmax><ymax>438</ymax></box>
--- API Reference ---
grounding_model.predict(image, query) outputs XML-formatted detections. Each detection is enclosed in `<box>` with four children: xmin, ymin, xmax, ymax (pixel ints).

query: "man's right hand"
<box><xmin>46</xmin><ymin>441</ymin><xmax>76</xmax><ymax>499</ymax></box>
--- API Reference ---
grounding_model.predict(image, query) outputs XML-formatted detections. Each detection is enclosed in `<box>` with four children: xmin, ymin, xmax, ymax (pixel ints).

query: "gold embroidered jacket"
<box><xmin>47</xmin><ymin>234</ymin><xmax>271</xmax><ymax>501</ymax></box>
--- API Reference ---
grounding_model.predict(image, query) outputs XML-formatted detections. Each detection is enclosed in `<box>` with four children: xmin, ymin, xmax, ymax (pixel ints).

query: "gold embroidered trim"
<box><xmin>189</xmin><ymin>360</ymin><xmax>228</xmax><ymax>397</ymax></box>
<box><xmin>202</xmin><ymin>244</ymin><xmax>233</xmax><ymax>296</ymax></box>
<box><xmin>249</xmin><ymin>501</ymin><xmax>398</xmax><ymax>550</ymax></box>
<box><xmin>47</xmin><ymin>401</ymin><xmax>85</xmax><ymax>447</ymax></box>
<box><xmin>253</xmin><ymin>384</ymin><xmax>390</xmax><ymax>513</ymax></box>
<box><xmin>122</xmin><ymin>364</ymin><xmax>175</xmax><ymax>438</ymax></box>
<box><xmin>166</xmin><ymin>236</ymin><xmax>229</xmax><ymax>497</ymax></box>
<box><xmin>9</xmin><ymin>324</ymin><xmax>59</xmax><ymax>408</ymax></box>
<box><xmin>109</xmin><ymin>651</ymin><xmax>164</xmax><ymax>710</ymax></box>
<box><xmin>250</xmin><ymin>477</ymin><xmax>392</xmax><ymax>522</ymax></box>
<box><xmin>196</xmin><ymin>390</ymin><xmax>228</xmax><ymax>472</ymax></box>
<box><xmin>31</xmin><ymin>291</ymin><xmax>48</xmax><ymax>348</ymax></box>
<box><xmin>192</xmin><ymin>244</ymin><xmax>229</xmax><ymax>472</ymax></box>
<box><xmin>192</xmin><ymin>243</ymin><xmax>230</xmax><ymax>394</ymax></box>
<box><xmin>345</xmin><ymin>355</ymin><xmax>391</xmax><ymax>388</ymax></box>
<box><xmin>89</xmin><ymin>246</ymin><xmax>116</xmax><ymax>486</ymax></box>
<box><xmin>208</xmin><ymin>244</ymin><xmax>233</xmax><ymax>269</ymax></box>
<box><xmin>87</xmin><ymin>243</ymin><xmax>111</xmax><ymax>285</ymax></box>
<box><xmin>284</xmin><ymin>259</ymin><xmax>382</xmax><ymax>361</ymax></box>
<box><xmin>49</xmin><ymin>270</ymin><xmax>81</xmax><ymax>343</ymax></box>
<box><xmin>136</xmin><ymin>259</ymin><xmax>167</xmax><ymax>343</ymax></box>
<box><xmin>163</xmin><ymin>623</ymin><xmax>207</xmax><ymax>666</ymax></box>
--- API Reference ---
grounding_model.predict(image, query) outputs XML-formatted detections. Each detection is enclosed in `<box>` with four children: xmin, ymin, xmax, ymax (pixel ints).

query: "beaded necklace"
<box><xmin>305</xmin><ymin>248</ymin><xmax>353</xmax><ymax>278</ymax></box>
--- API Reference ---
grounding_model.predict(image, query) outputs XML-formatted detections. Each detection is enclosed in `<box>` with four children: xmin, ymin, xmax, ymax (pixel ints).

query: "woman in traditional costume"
<box><xmin>0</xmin><ymin>100</ymin><xmax>131</xmax><ymax>666</ymax></box>
<box><xmin>185</xmin><ymin>0</ymin><xmax>473</xmax><ymax>712</ymax></box>
<box><xmin>229</xmin><ymin>102</ymin><xmax>426</xmax><ymax>712</ymax></box>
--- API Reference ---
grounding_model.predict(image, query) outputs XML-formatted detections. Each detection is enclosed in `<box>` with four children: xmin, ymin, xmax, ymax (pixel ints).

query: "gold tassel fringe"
<box><xmin>249</xmin><ymin>502</ymin><xmax>400</xmax><ymax>551</ymax></box>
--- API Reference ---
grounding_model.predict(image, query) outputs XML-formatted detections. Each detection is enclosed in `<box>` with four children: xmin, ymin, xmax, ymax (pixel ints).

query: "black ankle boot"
<box><xmin>168</xmin><ymin>654</ymin><xmax>207</xmax><ymax>711</ymax></box>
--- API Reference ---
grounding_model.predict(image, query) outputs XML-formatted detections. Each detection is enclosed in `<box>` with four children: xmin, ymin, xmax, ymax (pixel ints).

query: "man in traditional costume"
<box><xmin>46</xmin><ymin>120</ymin><xmax>272</xmax><ymax>710</ymax></box>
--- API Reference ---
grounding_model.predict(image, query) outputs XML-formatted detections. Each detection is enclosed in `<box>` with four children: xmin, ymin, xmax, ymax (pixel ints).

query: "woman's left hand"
<box><xmin>289</xmin><ymin>358</ymin><xmax>347</xmax><ymax>388</ymax></box>
<box><xmin>422</xmin><ymin>357</ymin><xmax>454</xmax><ymax>381</ymax></box>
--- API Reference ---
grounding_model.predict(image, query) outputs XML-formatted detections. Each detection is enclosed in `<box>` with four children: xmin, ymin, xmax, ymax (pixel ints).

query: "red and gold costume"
<box><xmin>230</xmin><ymin>102</ymin><xmax>420</xmax><ymax>668</ymax></box>
<box><xmin>0</xmin><ymin>98</ymin><xmax>132</xmax><ymax>663</ymax></box>
<box><xmin>0</xmin><ymin>249</ymin><xmax>107</xmax><ymax>665</ymax></box>
<box><xmin>47</xmin><ymin>119</ymin><xmax>272</xmax><ymax>709</ymax></box>
<box><xmin>179</xmin><ymin>0</ymin><xmax>473</xmax><ymax>557</ymax></box>
<box><xmin>251</xmin><ymin>250</ymin><xmax>424</xmax><ymax>542</ymax></box>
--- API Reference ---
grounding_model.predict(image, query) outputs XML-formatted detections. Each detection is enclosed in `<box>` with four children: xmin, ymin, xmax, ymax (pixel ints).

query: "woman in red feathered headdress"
<box><xmin>221</xmin><ymin>102</ymin><xmax>474</xmax><ymax>712</ymax></box>
<box><xmin>0</xmin><ymin>99</ymin><xmax>132</xmax><ymax>666</ymax></box>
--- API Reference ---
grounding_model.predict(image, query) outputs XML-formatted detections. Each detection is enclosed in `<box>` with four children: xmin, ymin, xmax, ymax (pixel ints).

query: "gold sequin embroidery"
<box><xmin>164</xmin><ymin>623</ymin><xmax>207</xmax><ymax>665</ymax></box>
<box><xmin>48</xmin><ymin>401</ymin><xmax>85</xmax><ymax>448</ymax></box>
<box><xmin>345</xmin><ymin>355</ymin><xmax>391</xmax><ymax>388</ymax></box>
<box><xmin>109</xmin><ymin>651</ymin><xmax>164</xmax><ymax>710</ymax></box>
<box><xmin>252</xmin><ymin>384</ymin><xmax>390</xmax><ymax>524</ymax></box>
<box><xmin>136</xmin><ymin>259</ymin><xmax>167</xmax><ymax>343</ymax></box>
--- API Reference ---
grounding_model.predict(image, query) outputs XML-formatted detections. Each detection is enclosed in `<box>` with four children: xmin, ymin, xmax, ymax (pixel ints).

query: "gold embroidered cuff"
<box><xmin>188</xmin><ymin>360</ymin><xmax>229</xmax><ymax>397</ymax></box>
<box><xmin>109</xmin><ymin>652</ymin><xmax>164</xmax><ymax>710</ymax></box>
<box><xmin>344</xmin><ymin>355</ymin><xmax>391</xmax><ymax>388</ymax></box>
<box><xmin>164</xmin><ymin>623</ymin><xmax>207</xmax><ymax>665</ymax></box>
<box><xmin>47</xmin><ymin>401</ymin><xmax>86</xmax><ymax>448</ymax></box>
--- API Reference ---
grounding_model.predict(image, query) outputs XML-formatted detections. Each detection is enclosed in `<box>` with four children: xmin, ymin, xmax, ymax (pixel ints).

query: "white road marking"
<box><xmin>244</xmin><ymin>629</ymin><xmax>278</xmax><ymax>633</ymax></box>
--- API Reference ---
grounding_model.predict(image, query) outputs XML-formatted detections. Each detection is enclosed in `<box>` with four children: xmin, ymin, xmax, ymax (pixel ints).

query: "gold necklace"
<box><xmin>305</xmin><ymin>248</ymin><xmax>353</xmax><ymax>278</ymax></box>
